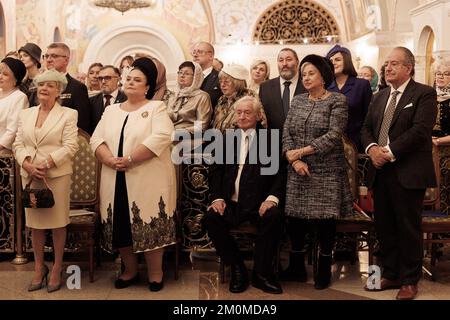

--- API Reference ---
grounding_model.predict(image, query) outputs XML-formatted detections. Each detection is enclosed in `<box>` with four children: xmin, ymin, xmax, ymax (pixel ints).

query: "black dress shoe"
<box><xmin>114</xmin><ymin>273</ymin><xmax>140</xmax><ymax>289</ymax></box>
<box><xmin>252</xmin><ymin>273</ymin><xmax>283</xmax><ymax>294</ymax></box>
<box><xmin>229</xmin><ymin>263</ymin><xmax>249</xmax><ymax>293</ymax></box>
<box><xmin>148</xmin><ymin>281</ymin><xmax>164</xmax><ymax>292</ymax></box>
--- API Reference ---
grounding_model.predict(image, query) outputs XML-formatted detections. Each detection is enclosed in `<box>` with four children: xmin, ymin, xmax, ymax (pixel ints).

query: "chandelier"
<box><xmin>93</xmin><ymin>0</ymin><xmax>154</xmax><ymax>14</ymax></box>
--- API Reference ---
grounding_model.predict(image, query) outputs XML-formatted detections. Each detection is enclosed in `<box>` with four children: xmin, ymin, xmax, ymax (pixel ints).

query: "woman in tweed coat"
<box><xmin>282</xmin><ymin>54</ymin><xmax>353</xmax><ymax>290</ymax></box>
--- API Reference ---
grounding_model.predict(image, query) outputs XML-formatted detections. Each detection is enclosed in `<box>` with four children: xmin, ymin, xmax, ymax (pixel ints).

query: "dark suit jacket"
<box><xmin>201</xmin><ymin>69</ymin><xmax>222</xmax><ymax>108</ymax></box>
<box><xmin>328</xmin><ymin>76</ymin><xmax>372</xmax><ymax>151</ymax></box>
<box><xmin>259</xmin><ymin>76</ymin><xmax>306</xmax><ymax>130</ymax></box>
<box><xmin>59</xmin><ymin>74</ymin><xmax>91</xmax><ymax>134</ymax></box>
<box><xmin>89</xmin><ymin>90</ymin><xmax>127</xmax><ymax>134</ymax></box>
<box><xmin>208</xmin><ymin>128</ymin><xmax>287</xmax><ymax>216</ymax></box>
<box><xmin>361</xmin><ymin>79</ymin><xmax>437</xmax><ymax>189</ymax></box>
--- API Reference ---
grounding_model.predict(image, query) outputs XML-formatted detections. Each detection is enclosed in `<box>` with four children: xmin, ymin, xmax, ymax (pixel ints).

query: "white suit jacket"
<box><xmin>13</xmin><ymin>103</ymin><xmax>79</xmax><ymax>179</ymax></box>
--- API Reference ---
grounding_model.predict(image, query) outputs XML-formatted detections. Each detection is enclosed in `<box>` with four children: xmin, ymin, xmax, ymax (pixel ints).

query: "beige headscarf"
<box><xmin>150</xmin><ymin>57</ymin><xmax>167</xmax><ymax>101</ymax></box>
<box><xmin>176</xmin><ymin>61</ymin><xmax>204</xmax><ymax>98</ymax></box>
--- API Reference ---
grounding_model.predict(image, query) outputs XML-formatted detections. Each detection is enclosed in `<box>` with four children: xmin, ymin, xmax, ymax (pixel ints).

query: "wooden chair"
<box><xmin>333</xmin><ymin>137</ymin><xmax>375</xmax><ymax>265</ymax></box>
<box><xmin>422</xmin><ymin>145</ymin><xmax>450</xmax><ymax>279</ymax></box>
<box><xmin>66</xmin><ymin>129</ymin><xmax>101</xmax><ymax>283</ymax></box>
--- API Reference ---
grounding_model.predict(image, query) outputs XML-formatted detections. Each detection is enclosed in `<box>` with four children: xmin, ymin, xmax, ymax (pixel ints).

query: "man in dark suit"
<box><xmin>361</xmin><ymin>47</ymin><xmax>437</xmax><ymax>300</ymax></box>
<box><xmin>203</xmin><ymin>96</ymin><xmax>285</xmax><ymax>294</ymax></box>
<box><xmin>43</xmin><ymin>42</ymin><xmax>91</xmax><ymax>133</ymax></box>
<box><xmin>192</xmin><ymin>41</ymin><xmax>222</xmax><ymax>108</ymax></box>
<box><xmin>89</xmin><ymin>65</ymin><xmax>127</xmax><ymax>134</ymax></box>
<box><xmin>259</xmin><ymin>48</ymin><xmax>306</xmax><ymax>130</ymax></box>
<box><xmin>258</xmin><ymin>48</ymin><xmax>306</xmax><ymax>281</ymax></box>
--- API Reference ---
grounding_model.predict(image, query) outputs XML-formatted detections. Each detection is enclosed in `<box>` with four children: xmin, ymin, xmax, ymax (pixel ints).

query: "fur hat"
<box><xmin>300</xmin><ymin>54</ymin><xmax>335</xmax><ymax>88</ymax></box>
<box><xmin>131</xmin><ymin>57</ymin><xmax>158</xmax><ymax>100</ymax></box>
<box><xmin>1</xmin><ymin>57</ymin><xmax>27</xmax><ymax>86</ymax></box>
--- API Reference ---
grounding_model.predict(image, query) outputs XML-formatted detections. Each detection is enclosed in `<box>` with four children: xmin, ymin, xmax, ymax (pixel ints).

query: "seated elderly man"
<box><xmin>203</xmin><ymin>96</ymin><xmax>286</xmax><ymax>294</ymax></box>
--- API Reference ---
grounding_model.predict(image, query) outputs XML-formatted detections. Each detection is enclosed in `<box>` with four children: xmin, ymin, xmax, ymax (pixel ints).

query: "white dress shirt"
<box><xmin>103</xmin><ymin>89</ymin><xmax>119</xmax><ymax>106</ymax></box>
<box><xmin>202</xmin><ymin>66</ymin><xmax>213</xmax><ymax>79</ymax></box>
<box><xmin>365</xmin><ymin>78</ymin><xmax>412</xmax><ymax>161</ymax></box>
<box><xmin>279</xmin><ymin>73</ymin><xmax>300</xmax><ymax>103</ymax></box>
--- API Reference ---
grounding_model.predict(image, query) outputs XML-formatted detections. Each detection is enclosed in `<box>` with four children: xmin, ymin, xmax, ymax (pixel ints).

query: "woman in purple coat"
<box><xmin>326</xmin><ymin>45</ymin><xmax>373</xmax><ymax>152</ymax></box>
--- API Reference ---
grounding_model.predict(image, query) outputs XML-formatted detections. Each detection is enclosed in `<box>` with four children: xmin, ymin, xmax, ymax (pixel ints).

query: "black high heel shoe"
<box><xmin>115</xmin><ymin>273</ymin><xmax>140</xmax><ymax>289</ymax></box>
<box><xmin>148</xmin><ymin>280</ymin><xmax>164</xmax><ymax>292</ymax></box>
<box><xmin>28</xmin><ymin>265</ymin><xmax>49</xmax><ymax>292</ymax></box>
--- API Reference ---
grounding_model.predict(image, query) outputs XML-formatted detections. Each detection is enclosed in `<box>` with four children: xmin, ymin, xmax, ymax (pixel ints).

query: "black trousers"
<box><xmin>373</xmin><ymin>164</ymin><xmax>424</xmax><ymax>285</ymax></box>
<box><xmin>203</xmin><ymin>202</ymin><xmax>283</xmax><ymax>277</ymax></box>
<box><xmin>286</xmin><ymin>217</ymin><xmax>336</xmax><ymax>256</ymax></box>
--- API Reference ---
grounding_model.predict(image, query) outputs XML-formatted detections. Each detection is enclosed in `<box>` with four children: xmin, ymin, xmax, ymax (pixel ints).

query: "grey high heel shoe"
<box><xmin>47</xmin><ymin>270</ymin><xmax>62</xmax><ymax>293</ymax></box>
<box><xmin>28</xmin><ymin>265</ymin><xmax>49</xmax><ymax>292</ymax></box>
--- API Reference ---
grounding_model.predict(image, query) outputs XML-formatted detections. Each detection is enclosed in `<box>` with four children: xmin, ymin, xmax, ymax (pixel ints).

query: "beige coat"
<box><xmin>90</xmin><ymin>101</ymin><xmax>177</xmax><ymax>252</ymax></box>
<box><xmin>13</xmin><ymin>103</ymin><xmax>79</xmax><ymax>179</ymax></box>
<box><xmin>13</xmin><ymin>103</ymin><xmax>79</xmax><ymax>229</ymax></box>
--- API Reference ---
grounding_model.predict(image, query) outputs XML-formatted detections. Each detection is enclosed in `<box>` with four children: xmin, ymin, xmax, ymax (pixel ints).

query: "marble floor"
<box><xmin>1</xmin><ymin>249</ymin><xmax>450</xmax><ymax>300</ymax></box>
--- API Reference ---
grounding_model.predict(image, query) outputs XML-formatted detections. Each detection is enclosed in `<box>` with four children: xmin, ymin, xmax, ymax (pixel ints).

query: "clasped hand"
<box><xmin>286</xmin><ymin>149</ymin><xmax>302</xmax><ymax>164</ymax></box>
<box><xmin>293</xmin><ymin>160</ymin><xmax>310</xmax><ymax>176</ymax></box>
<box><xmin>368</xmin><ymin>146</ymin><xmax>393</xmax><ymax>169</ymax></box>
<box><xmin>107</xmin><ymin>156</ymin><xmax>131</xmax><ymax>171</ymax></box>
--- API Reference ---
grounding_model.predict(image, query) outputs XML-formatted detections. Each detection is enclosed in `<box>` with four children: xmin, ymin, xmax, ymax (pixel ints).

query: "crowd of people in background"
<box><xmin>0</xmin><ymin>39</ymin><xmax>447</xmax><ymax>300</ymax></box>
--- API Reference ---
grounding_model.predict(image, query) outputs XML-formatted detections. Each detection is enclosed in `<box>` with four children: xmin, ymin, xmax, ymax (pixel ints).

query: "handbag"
<box><xmin>359</xmin><ymin>185</ymin><xmax>374</xmax><ymax>213</ymax></box>
<box><xmin>22</xmin><ymin>178</ymin><xmax>55</xmax><ymax>208</ymax></box>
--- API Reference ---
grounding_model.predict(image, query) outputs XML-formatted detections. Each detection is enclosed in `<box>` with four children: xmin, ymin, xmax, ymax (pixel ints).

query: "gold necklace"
<box><xmin>309</xmin><ymin>90</ymin><xmax>327</xmax><ymax>100</ymax></box>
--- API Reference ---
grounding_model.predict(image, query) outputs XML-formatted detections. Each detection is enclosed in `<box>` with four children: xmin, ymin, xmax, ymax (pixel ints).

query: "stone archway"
<box><xmin>417</xmin><ymin>26</ymin><xmax>435</xmax><ymax>85</ymax></box>
<box><xmin>81</xmin><ymin>21</ymin><xmax>184</xmax><ymax>87</ymax></box>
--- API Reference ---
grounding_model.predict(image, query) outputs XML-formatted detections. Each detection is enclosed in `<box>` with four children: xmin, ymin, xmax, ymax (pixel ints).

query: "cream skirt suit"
<box><xmin>13</xmin><ymin>103</ymin><xmax>79</xmax><ymax>229</ymax></box>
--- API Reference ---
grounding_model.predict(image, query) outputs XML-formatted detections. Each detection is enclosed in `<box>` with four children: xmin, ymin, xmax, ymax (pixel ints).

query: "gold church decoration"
<box><xmin>93</xmin><ymin>0</ymin><xmax>154</xmax><ymax>14</ymax></box>
<box><xmin>253</xmin><ymin>0</ymin><xmax>340</xmax><ymax>44</ymax></box>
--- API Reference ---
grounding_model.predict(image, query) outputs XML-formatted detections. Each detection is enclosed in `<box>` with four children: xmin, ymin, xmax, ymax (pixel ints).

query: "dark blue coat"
<box><xmin>328</xmin><ymin>76</ymin><xmax>372</xmax><ymax>151</ymax></box>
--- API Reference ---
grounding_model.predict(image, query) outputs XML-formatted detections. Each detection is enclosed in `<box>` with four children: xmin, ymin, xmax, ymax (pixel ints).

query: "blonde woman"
<box><xmin>13</xmin><ymin>69</ymin><xmax>79</xmax><ymax>293</ymax></box>
<box><xmin>248</xmin><ymin>59</ymin><xmax>270</xmax><ymax>93</ymax></box>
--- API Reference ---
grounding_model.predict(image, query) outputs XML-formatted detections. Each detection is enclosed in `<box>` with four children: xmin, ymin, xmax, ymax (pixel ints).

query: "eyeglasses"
<box><xmin>98</xmin><ymin>76</ymin><xmax>118</xmax><ymax>82</ymax></box>
<box><xmin>177</xmin><ymin>71</ymin><xmax>194</xmax><ymax>77</ymax></box>
<box><xmin>43</xmin><ymin>54</ymin><xmax>68</xmax><ymax>60</ymax></box>
<box><xmin>436</xmin><ymin>72</ymin><xmax>450</xmax><ymax>78</ymax></box>
<box><xmin>191</xmin><ymin>49</ymin><xmax>212</xmax><ymax>56</ymax></box>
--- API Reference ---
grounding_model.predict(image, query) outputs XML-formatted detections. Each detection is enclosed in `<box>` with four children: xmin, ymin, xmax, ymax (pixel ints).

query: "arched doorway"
<box><xmin>0</xmin><ymin>3</ymin><xmax>6</xmax><ymax>57</ymax></box>
<box><xmin>82</xmin><ymin>21</ymin><xmax>184</xmax><ymax>87</ymax></box>
<box><xmin>418</xmin><ymin>26</ymin><xmax>436</xmax><ymax>86</ymax></box>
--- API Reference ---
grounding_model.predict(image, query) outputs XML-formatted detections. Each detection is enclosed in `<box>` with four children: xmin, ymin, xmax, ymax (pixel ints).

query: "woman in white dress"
<box><xmin>13</xmin><ymin>69</ymin><xmax>79</xmax><ymax>293</ymax></box>
<box><xmin>0</xmin><ymin>57</ymin><xmax>28</xmax><ymax>154</ymax></box>
<box><xmin>91</xmin><ymin>57</ymin><xmax>176</xmax><ymax>292</ymax></box>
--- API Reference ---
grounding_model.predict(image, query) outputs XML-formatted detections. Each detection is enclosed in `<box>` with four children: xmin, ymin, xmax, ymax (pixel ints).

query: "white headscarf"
<box><xmin>175</xmin><ymin>61</ymin><xmax>204</xmax><ymax>98</ymax></box>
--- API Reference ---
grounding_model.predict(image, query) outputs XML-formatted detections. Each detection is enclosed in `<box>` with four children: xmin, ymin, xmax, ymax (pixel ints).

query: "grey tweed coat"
<box><xmin>282</xmin><ymin>92</ymin><xmax>353</xmax><ymax>219</ymax></box>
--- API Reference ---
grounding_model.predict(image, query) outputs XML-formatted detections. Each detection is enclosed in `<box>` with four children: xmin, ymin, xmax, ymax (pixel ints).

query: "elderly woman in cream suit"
<box><xmin>91</xmin><ymin>57</ymin><xmax>176</xmax><ymax>292</ymax></box>
<box><xmin>13</xmin><ymin>69</ymin><xmax>79</xmax><ymax>293</ymax></box>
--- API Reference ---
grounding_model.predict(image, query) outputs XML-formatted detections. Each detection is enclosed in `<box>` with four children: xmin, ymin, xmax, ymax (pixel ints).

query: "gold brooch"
<box><xmin>141</xmin><ymin>111</ymin><xmax>149</xmax><ymax>118</ymax></box>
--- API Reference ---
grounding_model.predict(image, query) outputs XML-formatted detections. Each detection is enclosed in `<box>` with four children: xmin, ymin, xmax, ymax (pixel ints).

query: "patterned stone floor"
<box><xmin>0</xmin><ymin>249</ymin><xmax>449</xmax><ymax>300</ymax></box>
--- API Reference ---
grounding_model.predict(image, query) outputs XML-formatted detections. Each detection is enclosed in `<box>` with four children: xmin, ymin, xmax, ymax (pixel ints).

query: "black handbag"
<box><xmin>22</xmin><ymin>178</ymin><xmax>55</xmax><ymax>208</ymax></box>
